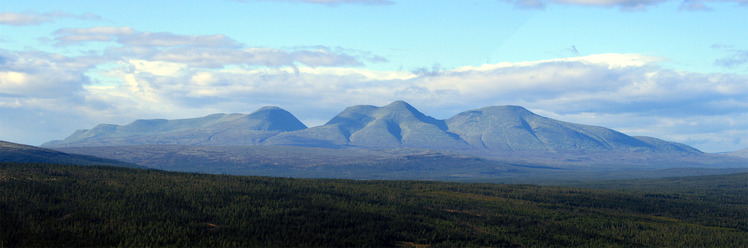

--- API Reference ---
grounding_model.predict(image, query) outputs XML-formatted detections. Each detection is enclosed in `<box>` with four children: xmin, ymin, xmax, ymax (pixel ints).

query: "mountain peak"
<box><xmin>477</xmin><ymin>105</ymin><xmax>536</xmax><ymax>116</ymax></box>
<box><xmin>379</xmin><ymin>100</ymin><xmax>421</xmax><ymax>114</ymax></box>
<box><xmin>384</xmin><ymin>100</ymin><xmax>411</xmax><ymax>108</ymax></box>
<box><xmin>377</xmin><ymin>100</ymin><xmax>431</xmax><ymax>119</ymax></box>
<box><xmin>446</xmin><ymin>105</ymin><xmax>665</xmax><ymax>153</ymax></box>
<box><xmin>265</xmin><ymin>100</ymin><xmax>466</xmax><ymax>149</ymax></box>
<box><xmin>243</xmin><ymin>106</ymin><xmax>307</xmax><ymax>131</ymax></box>
<box><xmin>252</xmin><ymin>106</ymin><xmax>283</xmax><ymax>113</ymax></box>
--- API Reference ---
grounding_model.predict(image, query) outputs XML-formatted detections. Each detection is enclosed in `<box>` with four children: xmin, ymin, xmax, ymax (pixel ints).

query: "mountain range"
<box><xmin>44</xmin><ymin>101</ymin><xmax>701</xmax><ymax>156</ymax></box>
<box><xmin>21</xmin><ymin>101</ymin><xmax>747</xmax><ymax>179</ymax></box>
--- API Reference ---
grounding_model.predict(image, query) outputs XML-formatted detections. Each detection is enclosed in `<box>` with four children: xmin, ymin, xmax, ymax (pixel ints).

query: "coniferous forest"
<box><xmin>1</xmin><ymin>162</ymin><xmax>746</xmax><ymax>247</ymax></box>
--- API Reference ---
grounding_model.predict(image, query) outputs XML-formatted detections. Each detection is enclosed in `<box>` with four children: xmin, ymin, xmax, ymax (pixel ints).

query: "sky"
<box><xmin>1</xmin><ymin>0</ymin><xmax>747</xmax><ymax>153</ymax></box>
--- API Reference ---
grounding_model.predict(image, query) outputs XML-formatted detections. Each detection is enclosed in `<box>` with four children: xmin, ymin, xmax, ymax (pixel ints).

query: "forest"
<box><xmin>1</xmin><ymin>162</ymin><xmax>746</xmax><ymax>247</ymax></box>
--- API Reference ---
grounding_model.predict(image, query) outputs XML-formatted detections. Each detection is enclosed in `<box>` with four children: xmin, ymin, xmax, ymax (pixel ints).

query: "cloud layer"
<box><xmin>0</xmin><ymin>11</ymin><xmax>101</xmax><ymax>26</ymax></box>
<box><xmin>51</xmin><ymin>26</ymin><xmax>368</xmax><ymax>68</ymax></box>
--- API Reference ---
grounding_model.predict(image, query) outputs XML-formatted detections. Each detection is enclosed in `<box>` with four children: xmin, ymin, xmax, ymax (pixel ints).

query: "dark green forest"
<box><xmin>1</xmin><ymin>162</ymin><xmax>746</xmax><ymax>247</ymax></box>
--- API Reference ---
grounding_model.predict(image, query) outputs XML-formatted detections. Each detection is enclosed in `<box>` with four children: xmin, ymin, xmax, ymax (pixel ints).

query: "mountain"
<box><xmin>45</xmin><ymin>101</ymin><xmax>700</xmax><ymax>155</ymax></box>
<box><xmin>0</xmin><ymin>140</ymin><xmax>141</xmax><ymax>168</ymax></box>
<box><xmin>446</xmin><ymin>105</ymin><xmax>701</xmax><ymax>154</ymax></box>
<box><xmin>264</xmin><ymin>101</ymin><xmax>470</xmax><ymax>149</ymax></box>
<box><xmin>727</xmin><ymin>148</ymin><xmax>748</xmax><ymax>158</ymax></box>
<box><xmin>43</xmin><ymin>106</ymin><xmax>307</xmax><ymax>147</ymax></box>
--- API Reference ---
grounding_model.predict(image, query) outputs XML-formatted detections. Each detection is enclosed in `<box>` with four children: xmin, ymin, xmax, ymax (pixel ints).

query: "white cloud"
<box><xmin>0</xmin><ymin>12</ymin><xmax>50</xmax><ymax>26</ymax></box>
<box><xmin>128</xmin><ymin>59</ymin><xmax>188</xmax><ymax>76</ymax></box>
<box><xmin>0</xmin><ymin>11</ymin><xmax>101</xmax><ymax>26</ymax></box>
<box><xmin>0</xmin><ymin>50</ymin><xmax>93</xmax><ymax>98</ymax></box>
<box><xmin>52</xmin><ymin>26</ymin><xmax>373</xmax><ymax>68</ymax></box>
<box><xmin>54</xmin><ymin>26</ymin><xmax>237</xmax><ymax>47</ymax></box>
<box><xmin>502</xmin><ymin>0</ymin><xmax>747</xmax><ymax>10</ymax></box>
<box><xmin>234</xmin><ymin>0</ymin><xmax>394</xmax><ymax>5</ymax></box>
<box><xmin>53</xmin><ymin>27</ymin><xmax>136</xmax><ymax>45</ymax></box>
<box><xmin>553</xmin><ymin>0</ymin><xmax>668</xmax><ymax>10</ymax></box>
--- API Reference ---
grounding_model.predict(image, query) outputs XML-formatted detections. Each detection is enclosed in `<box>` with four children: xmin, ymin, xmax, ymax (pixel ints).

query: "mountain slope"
<box><xmin>43</xmin><ymin>106</ymin><xmax>307</xmax><ymax>147</ymax></box>
<box><xmin>0</xmin><ymin>140</ymin><xmax>141</xmax><ymax>168</ymax></box>
<box><xmin>726</xmin><ymin>148</ymin><xmax>748</xmax><ymax>158</ymax></box>
<box><xmin>446</xmin><ymin>105</ymin><xmax>701</xmax><ymax>154</ymax></box>
<box><xmin>264</xmin><ymin>101</ymin><xmax>469</xmax><ymax>149</ymax></box>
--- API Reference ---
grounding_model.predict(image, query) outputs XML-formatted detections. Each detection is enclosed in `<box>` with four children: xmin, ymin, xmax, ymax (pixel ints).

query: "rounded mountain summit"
<box><xmin>42</xmin><ymin>106</ymin><xmax>306</xmax><ymax>147</ymax></box>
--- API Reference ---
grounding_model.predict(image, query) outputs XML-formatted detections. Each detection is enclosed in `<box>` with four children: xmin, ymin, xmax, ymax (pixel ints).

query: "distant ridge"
<box><xmin>44</xmin><ymin>101</ymin><xmax>702</xmax><ymax>157</ymax></box>
<box><xmin>0</xmin><ymin>140</ymin><xmax>141</xmax><ymax>168</ymax></box>
<box><xmin>43</xmin><ymin>106</ymin><xmax>306</xmax><ymax>147</ymax></box>
<box><xmin>727</xmin><ymin>148</ymin><xmax>748</xmax><ymax>158</ymax></box>
<box><xmin>446</xmin><ymin>105</ymin><xmax>701</xmax><ymax>154</ymax></box>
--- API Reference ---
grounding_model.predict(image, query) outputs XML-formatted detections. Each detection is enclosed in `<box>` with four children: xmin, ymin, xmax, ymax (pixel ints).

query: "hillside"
<box><xmin>2</xmin><ymin>163</ymin><xmax>746</xmax><ymax>247</ymax></box>
<box><xmin>43</xmin><ymin>106</ymin><xmax>307</xmax><ymax>147</ymax></box>
<box><xmin>0</xmin><ymin>141</ymin><xmax>140</xmax><ymax>168</ymax></box>
<box><xmin>446</xmin><ymin>105</ymin><xmax>700</xmax><ymax>154</ymax></box>
<box><xmin>727</xmin><ymin>148</ymin><xmax>748</xmax><ymax>158</ymax></box>
<box><xmin>264</xmin><ymin>101</ymin><xmax>470</xmax><ymax>149</ymax></box>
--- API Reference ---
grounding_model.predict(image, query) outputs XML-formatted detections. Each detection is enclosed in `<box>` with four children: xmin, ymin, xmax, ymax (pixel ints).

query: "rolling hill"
<box><xmin>727</xmin><ymin>148</ymin><xmax>748</xmax><ymax>158</ymax></box>
<box><xmin>0</xmin><ymin>140</ymin><xmax>140</xmax><ymax>168</ymax></box>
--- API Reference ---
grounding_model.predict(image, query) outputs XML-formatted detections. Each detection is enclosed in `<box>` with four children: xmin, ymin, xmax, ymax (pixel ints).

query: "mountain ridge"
<box><xmin>43</xmin><ymin>100</ymin><xmax>703</xmax><ymax>157</ymax></box>
<box><xmin>43</xmin><ymin>106</ymin><xmax>307</xmax><ymax>147</ymax></box>
<box><xmin>0</xmin><ymin>140</ymin><xmax>141</xmax><ymax>168</ymax></box>
<box><xmin>726</xmin><ymin>148</ymin><xmax>748</xmax><ymax>158</ymax></box>
<box><xmin>264</xmin><ymin>101</ymin><xmax>470</xmax><ymax>149</ymax></box>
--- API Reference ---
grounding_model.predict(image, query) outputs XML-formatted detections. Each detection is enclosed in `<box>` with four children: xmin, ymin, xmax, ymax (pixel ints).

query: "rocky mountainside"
<box><xmin>0</xmin><ymin>140</ymin><xmax>140</xmax><ymax>168</ymax></box>
<box><xmin>43</xmin><ymin>106</ymin><xmax>307</xmax><ymax>147</ymax></box>
<box><xmin>44</xmin><ymin>101</ymin><xmax>703</xmax><ymax>157</ymax></box>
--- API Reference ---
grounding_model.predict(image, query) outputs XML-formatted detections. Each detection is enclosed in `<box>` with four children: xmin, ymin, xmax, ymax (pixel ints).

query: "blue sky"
<box><xmin>1</xmin><ymin>0</ymin><xmax>747</xmax><ymax>152</ymax></box>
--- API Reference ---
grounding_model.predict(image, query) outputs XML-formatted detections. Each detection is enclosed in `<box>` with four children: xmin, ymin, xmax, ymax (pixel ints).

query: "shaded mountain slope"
<box><xmin>0</xmin><ymin>140</ymin><xmax>140</xmax><ymax>168</ymax></box>
<box><xmin>446</xmin><ymin>105</ymin><xmax>701</xmax><ymax>154</ymax></box>
<box><xmin>264</xmin><ymin>101</ymin><xmax>470</xmax><ymax>149</ymax></box>
<box><xmin>43</xmin><ymin>106</ymin><xmax>306</xmax><ymax>147</ymax></box>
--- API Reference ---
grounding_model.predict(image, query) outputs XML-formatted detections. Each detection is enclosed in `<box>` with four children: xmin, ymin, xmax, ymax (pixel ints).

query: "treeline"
<box><xmin>1</xmin><ymin>162</ymin><xmax>746</xmax><ymax>247</ymax></box>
